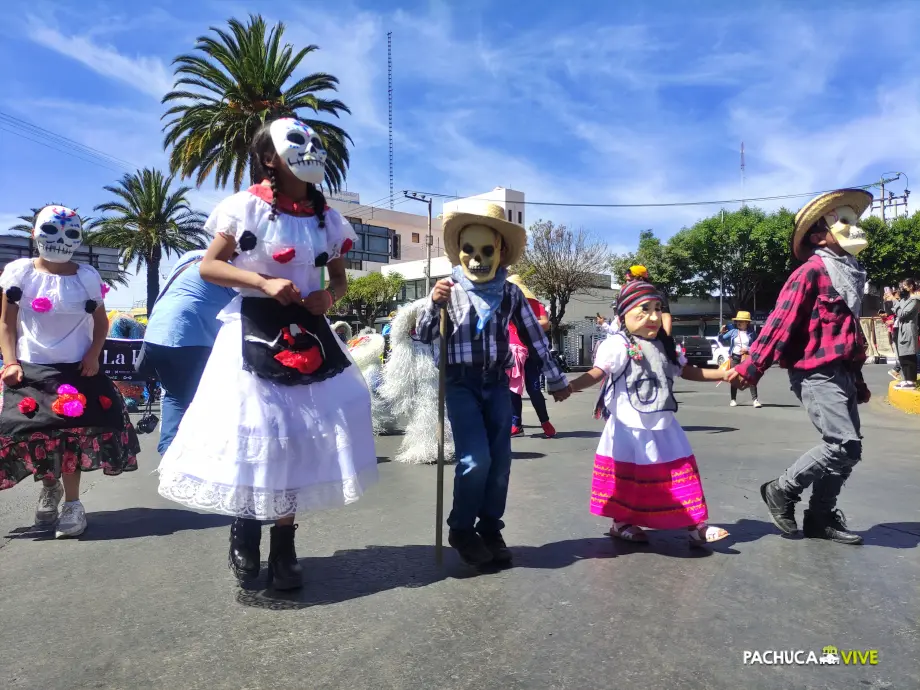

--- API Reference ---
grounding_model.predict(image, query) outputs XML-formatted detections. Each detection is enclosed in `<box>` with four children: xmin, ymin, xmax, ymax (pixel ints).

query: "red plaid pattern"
<box><xmin>736</xmin><ymin>254</ymin><xmax>867</xmax><ymax>385</ymax></box>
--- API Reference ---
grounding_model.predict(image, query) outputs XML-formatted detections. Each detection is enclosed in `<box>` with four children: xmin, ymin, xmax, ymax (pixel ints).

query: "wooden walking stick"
<box><xmin>435</xmin><ymin>304</ymin><xmax>448</xmax><ymax>565</ymax></box>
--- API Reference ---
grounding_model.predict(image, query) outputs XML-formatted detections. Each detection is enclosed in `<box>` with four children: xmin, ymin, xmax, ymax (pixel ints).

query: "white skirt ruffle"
<box><xmin>157</xmin><ymin>308</ymin><xmax>378</xmax><ymax>520</ymax></box>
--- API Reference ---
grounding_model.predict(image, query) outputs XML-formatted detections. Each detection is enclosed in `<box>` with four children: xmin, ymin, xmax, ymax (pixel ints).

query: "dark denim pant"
<box><xmin>511</xmin><ymin>355</ymin><xmax>550</xmax><ymax>426</ymax></box>
<box><xmin>782</xmin><ymin>366</ymin><xmax>862</xmax><ymax>512</ymax></box>
<box><xmin>445</xmin><ymin>365</ymin><xmax>513</xmax><ymax>533</ymax></box>
<box><xmin>143</xmin><ymin>343</ymin><xmax>212</xmax><ymax>455</ymax></box>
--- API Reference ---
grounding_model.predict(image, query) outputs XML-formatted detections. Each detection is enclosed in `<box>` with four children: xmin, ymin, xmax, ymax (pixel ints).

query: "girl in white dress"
<box><xmin>0</xmin><ymin>206</ymin><xmax>140</xmax><ymax>538</ymax></box>
<box><xmin>569</xmin><ymin>280</ymin><xmax>730</xmax><ymax>546</ymax></box>
<box><xmin>157</xmin><ymin>118</ymin><xmax>377</xmax><ymax>590</ymax></box>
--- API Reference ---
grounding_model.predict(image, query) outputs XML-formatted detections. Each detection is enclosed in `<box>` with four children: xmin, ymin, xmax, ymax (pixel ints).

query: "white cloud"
<box><xmin>26</xmin><ymin>21</ymin><xmax>173</xmax><ymax>99</ymax></box>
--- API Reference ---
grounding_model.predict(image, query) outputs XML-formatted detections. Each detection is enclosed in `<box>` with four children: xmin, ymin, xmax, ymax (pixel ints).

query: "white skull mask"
<box><xmin>824</xmin><ymin>205</ymin><xmax>867</xmax><ymax>256</ymax></box>
<box><xmin>270</xmin><ymin>118</ymin><xmax>327</xmax><ymax>184</ymax></box>
<box><xmin>458</xmin><ymin>225</ymin><xmax>502</xmax><ymax>283</ymax></box>
<box><xmin>33</xmin><ymin>206</ymin><xmax>82</xmax><ymax>263</ymax></box>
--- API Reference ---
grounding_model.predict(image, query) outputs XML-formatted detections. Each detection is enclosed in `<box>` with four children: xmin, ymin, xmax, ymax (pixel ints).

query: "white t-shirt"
<box><xmin>732</xmin><ymin>329</ymin><xmax>751</xmax><ymax>356</ymax></box>
<box><xmin>0</xmin><ymin>259</ymin><xmax>104</xmax><ymax>365</ymax></box>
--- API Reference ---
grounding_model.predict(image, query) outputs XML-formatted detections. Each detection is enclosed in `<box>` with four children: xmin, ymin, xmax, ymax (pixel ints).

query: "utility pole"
<box><xmin>872</xmin><ymin>172</ymin><xmax>908</xmax><ymax>221</ymax></box>
<box><xmin>719</xmin><ymin>209</ymin><xmax>724</xmax><ymax>329</ymax></box>
<box><xmin>404</xmin><ymin>191</ymin><xmax>434</xmax><ymax>289</ymax></box>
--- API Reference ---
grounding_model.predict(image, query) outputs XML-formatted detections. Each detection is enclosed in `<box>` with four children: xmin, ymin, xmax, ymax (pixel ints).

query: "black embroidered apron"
<box><xmin>239</xmin><ymin>297</ymin><xmax>350</xmax><ymax>385</ymax></box>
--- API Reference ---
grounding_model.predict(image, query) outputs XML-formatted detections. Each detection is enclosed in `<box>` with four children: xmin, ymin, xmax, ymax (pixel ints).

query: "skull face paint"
<box><xmin>269</xmin><ymin>118</ymin><xmax>327</xmax><ymax>185</ymax></box>
<box><xmin>33</xmin><ymin>206</ymin><xmax>82</xmax><ymax>263</ymax></box>
<box><xmin>458</xmin><ymin>224</ymin><xmax>501</xmax><ymax>283</ymax></box>
<box><xmin>824</xmin><ymin>206</ymin><xmax>867</xmax><ymax>256</ymax></box>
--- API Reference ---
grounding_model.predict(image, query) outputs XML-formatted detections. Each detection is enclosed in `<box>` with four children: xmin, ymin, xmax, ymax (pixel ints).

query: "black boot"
<box><xmin>267</xmin><ymin>524</ymin><xmax>303</xmax><ymax>590</ymax></box>
<box><xmin>228</xmin><ymin>518</ymin><xmax>262</xmax><ymax>583</ymax></box>
<box><xmin>803</xmin><ymin>509</ymin><xmax>863</xmax><ymax>545</ymax></box>
<box><xmin>760</xmin><ymin>480</ymin><xmax>799</xmax><ymax>534</ymax></box>
<box><xmin>448</xmin><ymin>529</ymin><xmax>493</xmax><ymax>567</ymax></box>
<box><xmin>478</xmin><ymin>531</ymin><xmax>513</xmax><ymax>565</ymax></box>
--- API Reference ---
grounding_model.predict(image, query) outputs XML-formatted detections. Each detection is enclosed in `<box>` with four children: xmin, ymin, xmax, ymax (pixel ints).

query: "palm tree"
<box><xmin>8</xmin><ymin>203</ymin><xmax>70</xmax><ymax>237</ymax></box>
<box><xmin>162</xmin><ymin>14</ymin><xmax>352</xmax><ymax>192</ymax></box>
<box><xmin>87</xmin><ymin>168</ymin><xmax>209</xmax><ymax>315</ymax></box>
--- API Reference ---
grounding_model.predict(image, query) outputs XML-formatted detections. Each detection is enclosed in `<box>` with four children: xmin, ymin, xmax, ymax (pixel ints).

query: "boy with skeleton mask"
<box><xmin>417</xmin><ymin>201</ymin><xmax>571</xmax><ymax>567</ymax></box>
<box><xmin>728</xmin><ymin>189</ymin><xmax>873</xmax><ymax>545</ymax></box>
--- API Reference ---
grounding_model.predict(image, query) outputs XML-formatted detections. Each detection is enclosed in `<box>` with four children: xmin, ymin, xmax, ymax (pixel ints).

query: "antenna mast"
<box><xmin>740</xmin><ymin>141</ymin><xmax>746</xmax><ymax>208</ymax></box>
<box><xmin>387</xmin><ymin>32</ymin><xmax>394</xmax><ymax>209</ymax></box>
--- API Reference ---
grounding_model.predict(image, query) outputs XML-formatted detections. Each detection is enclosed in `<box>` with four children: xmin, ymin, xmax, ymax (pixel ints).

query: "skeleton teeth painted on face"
<box><xmin>269</xmin><ymin>118</ymin><xmax>328</xmax><ymax>185</ymax></box>
<box><xmin>33</xmin><ymin>206</ymin><xmax>82</xmax><ymax>263</ymax></box>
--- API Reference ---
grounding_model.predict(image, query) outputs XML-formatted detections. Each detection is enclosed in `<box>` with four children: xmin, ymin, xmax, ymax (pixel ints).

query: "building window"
<box><xmin>411</xmin><ymin>232</ymin><xmax>420</xmax><ymax>243</ymax></box>
<box><xmin>518</xmin><ymin>211</ymin><xmax>522</xmax><ymax>224</ymax></box>
<box><xmin>507</xmin><ymin>209</ymin><xmax>512</xmax><ymax>221</ymax></box>
<box><xmin>345</xmin><ymin>260</ymin><xmax>363</xmax><ymax>270</ymax></box>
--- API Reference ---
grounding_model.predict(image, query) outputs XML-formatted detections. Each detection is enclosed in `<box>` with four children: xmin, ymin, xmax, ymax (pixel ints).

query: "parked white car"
<box><xmin>706</xmin><ymin>337</ymin><xmax>730</xmax><ymax>367</ymax></box>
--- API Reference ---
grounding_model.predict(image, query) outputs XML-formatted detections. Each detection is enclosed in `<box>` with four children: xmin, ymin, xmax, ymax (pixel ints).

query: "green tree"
<box><xmin>87</xmin><ymin>169</ymin><xmax>208</xmax><ymax>315</ymax></box>
<box><xmin>513</xmin><ymin>220</ymin><xmax>611</xmax><ymax>348</ymax></box>
<box><xmin>860</xmin><ymin>213</ymin><xmax>920</xmax><ymax>287</ymax></box>
<box><xmin>610</xmin><ymin>229</ymin><xmax>689</xmax><ymax>299</ymax></box>
<box><xmin>668</xmin><ymin>206</ymin><xmax>794</xmax><ymax>314</ymax></box>
<box><xmin>162</xmin><ymin>14</ymin><xmax>352</xmax><ymax>192</ymax></box>
<box><xmin>338</xmin><ymin>272</ymin><xmax>405</xmax><ymax>328</ymax></box>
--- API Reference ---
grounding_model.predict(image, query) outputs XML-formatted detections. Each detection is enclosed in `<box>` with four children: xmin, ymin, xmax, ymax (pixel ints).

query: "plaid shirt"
<box><xmin>417</xmin><ymin>282</ymin><xmax>568</xmax><ymax>392</ymax></box>
<box><xmin>736</xmin><ymin>254</ymin><xmax>867</xmax><ymax>385</ymax></box>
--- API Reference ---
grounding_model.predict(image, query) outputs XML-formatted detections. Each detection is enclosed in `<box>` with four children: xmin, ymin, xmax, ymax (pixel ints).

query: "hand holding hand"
<box><xmin>80</xmin><ymin>353</ymin><xmax>100</xmax><ymax>377</ymax></box>
<box><xmin>262</xmin><ymin>278</ymin><xmax>301</xmax><ymax>305</ymax></box>
<box><xmin>302</xmin><ymin>290</ymin><xmax>333</xmax><ymax>316</ymax></box>
<box><xmin>552</xmin><ymin>384</ymin><xmax>572</xmax><ymax>402</ymax></box>
<box><xmin>1</xmin><ymin>363</ymin><xmax>23</xmax><ymax>387</ymax></box>
<box><xmin>724</xmin><ymin>368</ymin><xmax>748</xmax><ymax>388</ymax></box>
<box><xmin>431</xmin><ymin>279</ymin><xmax>453</xmax><ymax>305</ymax></box>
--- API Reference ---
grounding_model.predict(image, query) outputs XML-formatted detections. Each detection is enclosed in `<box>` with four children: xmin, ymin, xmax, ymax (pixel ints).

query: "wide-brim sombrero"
<box><xmin>443</xmin><ymin>200</ymin><xmax>526</xmax><ymax>267</ymax></box>
<box><xmin>506</xmin><ymin>274</ymin><xmax>536</xmax><ymax>300</ymax></box>
<box><xmin>792</xmin><ymin>188</ymin><xmax>873</xmax><ymax>261</ymax></box>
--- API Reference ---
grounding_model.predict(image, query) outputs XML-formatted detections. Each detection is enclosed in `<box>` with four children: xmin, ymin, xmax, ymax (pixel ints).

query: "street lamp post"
<box><xmin>404</xmin><ymin>191</ymin><xmax>434</xmax><ymax>290</ymax></box>
<box><xmin>719</xmin><ymin>209</ymin><xmax>724</xmax><ymax>330</ymax></box>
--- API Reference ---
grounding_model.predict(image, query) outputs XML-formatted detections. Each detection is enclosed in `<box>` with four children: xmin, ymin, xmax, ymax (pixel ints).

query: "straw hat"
<box><xmin>733</xmin><ymin>310</ymin><xmax>752</xmax><ymax>323</ymax></box>
<box><xmin>506</xmin><ymin>274</ymin><xmax>536</xmax><ymax>300</ymax></box>
<box><xmin>792</xmin><ymin>188</ymin><xmax>873</xmax><ymax>261</ymax></box>
<box><xmin>442</xmin><ymin>199</ymin><xmax>526</xmax><ymax>267</ymax></box>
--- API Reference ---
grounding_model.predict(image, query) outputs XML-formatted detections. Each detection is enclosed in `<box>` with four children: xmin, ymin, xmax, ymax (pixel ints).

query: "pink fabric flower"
<box><xmin>101</xmin><ymin>283</ymin><xmax>111</xmax><ymax>298</ymax></box>
<box><xmin>62</xmin><ymin>451</ymin><xmax>77</xmax><ymax>474</ymax></box>
<box><xmin>57</xmin><ymin>384</ymin><xmax>79</xmax><ymax>395</ymax></box>
<box><xmin>18</xmin><ymin>397</ymin><xmax>37</xmax><ymax>414</ymax></box>
<box><xmin>31</xmin><ymin>297</ymin><xmax>53</xmax><ymax>313</ymax></box>
<box><xmin>61</xmin><ymin>400</ymin><xmax>85</xmax><ymax>417</ymax></box>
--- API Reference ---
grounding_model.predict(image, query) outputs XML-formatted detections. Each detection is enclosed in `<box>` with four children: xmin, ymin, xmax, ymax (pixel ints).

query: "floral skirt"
<box><xmin>0</xmin><ymin>362</ymin><xmax>140</xmax><ymax>489</ymax></box>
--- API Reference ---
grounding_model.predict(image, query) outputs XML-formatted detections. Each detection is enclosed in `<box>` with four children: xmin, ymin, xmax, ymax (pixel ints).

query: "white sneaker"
<box><xmin>729</xmin><ymin>400</ymin><xmax>738</xmax><ymax>407</ymax></box>
<box><xmin>888</xmin><ymin>369</ymin><xmax>901</xmax><ymax>381</ymax></box>
<box><xmin>753</xmin><ymin>400</ymin><xmax>763</xmax><ymax>409</ymax></box>
<box><xmin>55</xmin><ymin>501</ymin><xmax>87</xmax><ymax>538</ymax></box>
<box><xmin>35</xmin><ymin>481</ymin><xmax>64</xmax><ymax>525</ymax></box>
<box><xmin>894</xmin><ymin>381</ymin><xmax>917</xmax><ymax>390</ymax></box>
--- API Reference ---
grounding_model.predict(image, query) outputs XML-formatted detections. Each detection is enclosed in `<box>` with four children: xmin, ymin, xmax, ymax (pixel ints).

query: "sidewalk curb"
<box><xmin>887</xmin><ymin>380</ymin><xmax>920</xmax><ymax>415</ymax></box>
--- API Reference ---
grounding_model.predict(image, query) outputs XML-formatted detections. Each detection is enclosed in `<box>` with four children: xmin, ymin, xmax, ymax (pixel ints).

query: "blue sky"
<box><xmin>1</xmin><ymin>0</ymin><xmax>919</xmax><ymax>308</ymax></box>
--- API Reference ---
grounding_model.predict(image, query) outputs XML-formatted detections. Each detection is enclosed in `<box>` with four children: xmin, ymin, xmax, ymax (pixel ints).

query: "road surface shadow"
<box><xmin>4</xmin><ymin>507</ymin><xmax>232</xmax><ymax>541</ymax></box>
<box><xmin>550</xmin><ymin>430</ymin><xmax>602</xmax><ymax>440</ymax></box>
<box><xmin>235</xmin><ymin>535</ymin><xmax>715</xmax><ymax>610</ymax></box>
<box><xmin>716</xmin><ymin>518</ymin><xmax>920</xmax><ymax>550</ymax></box>
<box><xmin>683</xmin><ymin>425</ymin><xmax>738</xmax><ymax>434</ymax></box>
<box><xmin>512</xmin><ymin>451</ymin><xmax>546</xmax><ymax>460</ymax></box>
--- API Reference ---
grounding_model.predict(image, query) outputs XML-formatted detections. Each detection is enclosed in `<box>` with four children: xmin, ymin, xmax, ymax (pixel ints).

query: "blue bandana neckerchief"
<box><xmin>451</xmin><ymin>264</ymin><xmax>508</xmax><ymax>333</ymax></box>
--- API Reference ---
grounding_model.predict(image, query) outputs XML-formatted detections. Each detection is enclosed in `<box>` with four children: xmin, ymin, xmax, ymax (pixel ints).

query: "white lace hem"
<box><xmin>157</xmin><ymin>467</ymin><xmax>377</xmax><ymax>520</ymax></box>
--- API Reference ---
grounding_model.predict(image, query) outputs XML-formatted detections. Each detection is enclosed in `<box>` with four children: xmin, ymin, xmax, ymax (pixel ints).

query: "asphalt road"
<box><xmin>0</xmin><ymin>366</ymin><xmax>917</xmax><ymax>690</ymax></box>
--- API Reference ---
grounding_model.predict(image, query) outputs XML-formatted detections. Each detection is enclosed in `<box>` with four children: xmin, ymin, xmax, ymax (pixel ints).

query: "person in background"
<box><xmin>506</xmin><ymin>274</ymin><xmax>556</xmax><ymax>438</ymax></box>
<box><xmin>883</xmin><ymin>286</ymin><xmax>902</xmax><ymax>380</ymax></box>
<box><xmin>140</xmin><ymin>250</ymin><xmax>236</xmax><ymax>455</ymax></box>
<box><xmin>718</xmin><ymin>311</ymin><xmax>762</xmax><ymax>408</ymax></box>
<box><xmin>893</xmin><ymin>278</ymin><xmax>919</xmax><ymax>389</ymax></box>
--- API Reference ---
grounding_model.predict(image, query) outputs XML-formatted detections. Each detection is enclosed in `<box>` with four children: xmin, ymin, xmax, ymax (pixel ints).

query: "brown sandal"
<box><xmin>608</xmin><ymin>523</ymin><xmax>649</xmax><ymax>543</ymax></box>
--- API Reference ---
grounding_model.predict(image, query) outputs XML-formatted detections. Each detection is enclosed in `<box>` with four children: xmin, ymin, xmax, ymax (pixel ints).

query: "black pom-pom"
<box><xmin>5</xmin><ymin>287</ymin><xmax>22</xmax><ymax>303</ymax></box>
<box><xmin>238</xmin><ymin>231</ymin><xmax>258</xmax><ymax>251</ymax></box>
<box><xmin>314</xmin><ymin>252</ymin><xmax>329</xmax><ymax>267</ymax></box>
<box><xmin>85</xmin><ymin>300</ymin><xmax>98</xmax><ymax>313</ymax></box>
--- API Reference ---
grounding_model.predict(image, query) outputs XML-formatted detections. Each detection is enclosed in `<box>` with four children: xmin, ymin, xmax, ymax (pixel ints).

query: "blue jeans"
<box><xmin>445</xmin><ymin>365</ymin><xmax>513</xmax><ymax>533</ymax></box>
<box><xmin>143</xmin><ymin>343</ymin><xmax>212</xmax><ymax>454</ymax></box>
<box><xmin>511</xmin><ymin>355</ymin><xmax>549</xmax><ymax>426</ymax></box>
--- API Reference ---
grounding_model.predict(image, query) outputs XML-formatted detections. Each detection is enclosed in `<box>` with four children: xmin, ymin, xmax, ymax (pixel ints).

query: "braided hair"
<box><xmin>250</xmin><ymin>119</ymin><xmax>327</xmax><ymax>226</ymax></box>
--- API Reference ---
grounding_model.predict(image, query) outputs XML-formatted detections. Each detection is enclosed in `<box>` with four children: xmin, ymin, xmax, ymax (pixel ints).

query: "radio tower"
<box><xmin>387</xmin><ymin>32</ymin><xmax>394</xmax><ymax>209</ymax></box>
<box><xmin>740</xmin><ymin>141</ymin><xmax>746</xmax><ymax>208</ymax></box>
